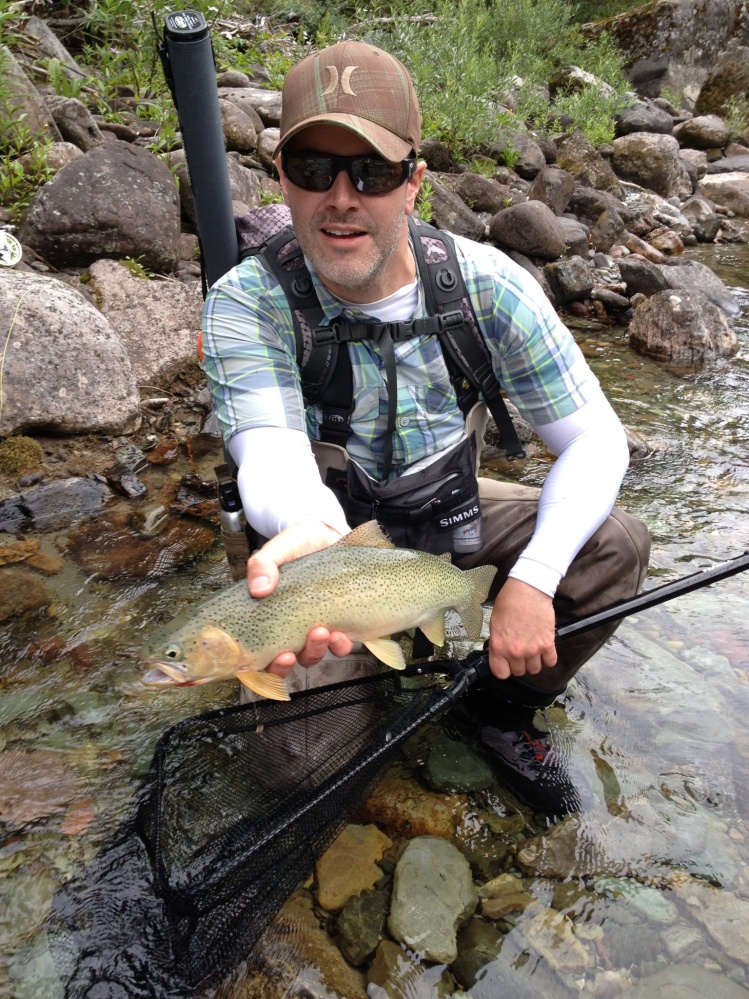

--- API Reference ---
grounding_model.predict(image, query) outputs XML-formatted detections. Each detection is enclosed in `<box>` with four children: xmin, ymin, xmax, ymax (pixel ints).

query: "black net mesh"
<box><xmin>135</xmin><ymin>667</ymin><xmax>456</xmax><ymax>989</ymax></box>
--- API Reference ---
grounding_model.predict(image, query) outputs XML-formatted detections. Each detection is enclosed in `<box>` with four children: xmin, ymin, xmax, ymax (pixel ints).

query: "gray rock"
<box><xmin>367</xmin><ymin>939</ymin><xmax>454</xmax><ymax>999</ymax></box>
<box><xmin>0</xmin><ymin>45</ymin><xmax>61</xmax><ymax>145</ymax></box>
<box><xmin>568</xmin><ymin>185</ymin><xmax>630</xmax><ymax>227</ymax></box>
<box><xmin>544</xmin><ymin>255</ymin><xmax>594</xmax><ymax>304</ymax></box>
<box><xmin>0</xmin><ymin>271</ymin><xmax>140</xmax><ymax>437</ymax></box>
<box><xmin>87</xmin><ymin>259</ymin><xmax>202</xmax><ymax>384</ymax></box>
<box><xmin>423</xmin><ymin>735</ymin><xmax>494</xmax><ymax>793</ymax></box>
<box><xmin>336</xmin><ymin>886</ymin><xmax>390</xmax><ymax>966</ymax></box>
<box><xmin>419</xmin><ymin>138</ymin><xmax>455</xmax><ymax>172</ymax></box>
<box><xmin>618</xmin><ymin>257</ymin><xmax>671</xmax><ymax>297</ymax></box>
<box><xmin>611</xmin><ymin>132</ymin><xmax>684</xmax><ymax>198</ymax></box>
<box><xmin>488</xmin><ymin>130</ymin><xmax>546</xmax><ymax>179</ymax></box>
<box><xmin>623</xmin><ymin>965</ymin><xmax>749</xmax><ymax>999</ymax></box>
<box><xmin>388</xmin><ymin>836</ymin><xmax>478</xmax><ymax>964</ymax></box>
<box><xmin>256</xmin><ymin>126</ymin><xmax>280</xmax><ymax>170</ymax></box>
<box><xmin>169</xmin><ymin>147</ymin><xmax>264</xmax><ymax>224</ymax></box>
<box><xmin>18</xmin><ymin>477</ymin><xmax>112</xmax><ymax>531</ymax></box>
<box><xmin>18</xmin><ymin>141</ymin><xmax>180</xmax><ymax>272</ymax></box>
<box><xmin>423</xmin><ymin>171</ymin><xmax>485</xmax><ymax>241</ymax></box>
<box><xmin>680</xmin><ymin>194</ymin><xmax>723</xmax><ymax>241</ymax></box>
<box><xmin>23</xmin><ymin>16</ymin><xmax>87</xmax><ymax>83</ymax></box>
<box><xmin>629</xmin><ymin>289</ymin><xmax>738</xmax><ymax>366</ymax></box>
<box><xmin>695</xmin><ymin>45</ymin><xmax>749</xmax><ymax>118</ymax></box>
<box><xmin>555</xmin><ymin>131</ymin><xmax>624</xmax><ymax>196</ymax></box>
<box><xmin>46</xmin><ymin>95</ymin><xmax>105</xmax><ymax>152</ymax></box>
<box><xmin>706</xmin><ymin>154</ymin><xmax>749</xmax><ymax>173</ymax></box>
<box><xmin>680</xmin><ymin>147</ymin><xmax>709</xmax><ymax>179</ymax></box>
<box><xmin>700</xmin><ymin>170</ymin><xmax>749</xmax><ymax>216</ymax></box>
<box><xmin>218</xmin><ymin>85</ymin><xmax>282</xmax><ymax>126</ymax></box>
<box><xmin>218</xmin><ymin>97</ymin><xmax>257</xmax><ymax>154</ymax></box>
<box><xmin>616</xmin><ymin>101</ymin><xmax>675</xmax><ymax>136</ymax></box>
<box><xmin>559</xmin><ymin>216</ymin><xmax>591</xmax><ymax>257</ymax></box>
<box><xmin>674</xmin><ymin>114</ymin><xmax>730</xmax><ymax>150</ymax></box>
<box><xmin>489</xmin><ymin>201</ymin><xmax>566</xmax><ymax>259</ymax></box>
<box><xmin>657</xmin><ymin>258</ymin><xmax>740</xmax><ymax>315</ymax></box>
<box><xmin>450</xmin><ymin>172</ymin><xmax>519</xmax><ymax>216</ymax></box>
<box><xmin>589</xmin><ymin>208</ymin><xmax>626</xmax><ymax>253</ymax></box>
<box><xmin>527</xmin><ymin>165</ymin><xmax>576</xmax><ymax>216</ymax></box>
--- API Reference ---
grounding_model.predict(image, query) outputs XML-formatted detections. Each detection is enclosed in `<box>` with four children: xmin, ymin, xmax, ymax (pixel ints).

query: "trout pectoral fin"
<box><xmin>418</xmin><ymin>614</ymin><xmax>445</xmax><ymax>647</ymax></box>
<box><xmin>364</xmin><ymin>638</ymin><xmax>406</xmax><ymax>670</ymax></box>
<box><xmin>236</xmin><ymin>669</ymin><xmax>291</xmax><ymax>701</ymax></box>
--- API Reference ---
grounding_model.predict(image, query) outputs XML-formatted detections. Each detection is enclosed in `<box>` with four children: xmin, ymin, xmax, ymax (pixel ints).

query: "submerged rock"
<box><xmin>0</xmin><ymin>750</ymin><xmax>77</xmax><ymax>829</ymax></box>
<box><xmin>315</xmin><ymin>823</ymin><xmax>392</xmax><ymax>912</ymax></box>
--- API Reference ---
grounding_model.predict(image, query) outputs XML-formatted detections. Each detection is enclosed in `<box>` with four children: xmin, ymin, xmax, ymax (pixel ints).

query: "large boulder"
<box><xmin>611</xmin><ymin>132</ymin><xmax>685</xmax><ymax>198</ymax></box>
<box><xmin>489</xmin><ymin>200</ymin><xmax>566</xmax><ymax>259</ymax></box>
<box><xmin>673</xmin><ymin>114</ymin><xmax>730</xmax><ymax>150</ymax></box>
<box><xmin>18</xmin><ymin>141</ymin><xmax>180</xmax><ymax>272</ymax></box>
<box><xmin>423</xmin><ymin>171</ymin><xmax>486</xmax><ymax>241</ymax></box>
<box><xmin>615</xmin><ymin>100</ymin><xmax>675</xmax><ymax>136</ymax></box>
<box><xmin>0</xmin><ymin>46</ymin><xmax>61</xmax><ymax>146</ymax></box>
<box><xmin>629</xmin><ymin>289</ymin><xmax>738</xmax><ymax>366</ymax></box>
<box><xmin>699</xmin><ymin>171</ymin><xmax>749</xmax><ymax>216</ymax></box>
<box><xmin>526</xmin><ymin>165</ymin><xmax>576</xmax><ymax>215</ymax></box>
<box><xmin>657</xmin><ymin>258</ymin><xmax>740</xmax><ymax>315</ymax></box>
<box><xmin>488</xmin><ymin>130</ymin><xmax>546</xmax><ymax>179</ymax></box>
<box><xmin>695</xmin><ymin>45</ymin><xmax>749</xmax><ymax>116</ymax></box>
<box><xmin>0</xmin><ymin>271</ymin><xmax>140</xmax><ymax>436</ymax></box>
<box><xmin>88</xmin><ymin>259</ymin><xmax>202</xmax><ymax>384</ymax></box>
<box><xmin>555</xmin><ymin>131</ymin><xmax>624</xmax><ymax>196</ymax></box>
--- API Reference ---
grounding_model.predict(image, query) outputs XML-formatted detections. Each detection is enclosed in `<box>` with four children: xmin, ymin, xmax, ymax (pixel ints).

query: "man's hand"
<box><xmin>247</xmin><ymin>520</ymin><xmax>354</xmax><ymax>675</ymax></box>
<box><xmin>487</xmin><ymin>577</ymin><xmax>557</xmax><ymax>679</ymax></box>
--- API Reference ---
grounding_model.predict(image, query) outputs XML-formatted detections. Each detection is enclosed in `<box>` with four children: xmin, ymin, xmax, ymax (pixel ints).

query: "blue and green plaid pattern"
<box><xmin>201</xmin><ymin>232</ymin><xmax>596</xmax><ymax>481</ymax></box>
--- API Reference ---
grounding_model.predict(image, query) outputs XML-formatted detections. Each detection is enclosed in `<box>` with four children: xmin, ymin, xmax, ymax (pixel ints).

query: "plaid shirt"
<box><xmin>201</xmin><ymin>231</ymin><xmax>596</xmax><ymax>481</ymax></box>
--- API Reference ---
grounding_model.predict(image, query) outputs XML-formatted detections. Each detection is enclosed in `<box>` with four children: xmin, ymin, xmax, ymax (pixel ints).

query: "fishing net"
<box><xmin>136</xmin><ymin>665</ymin><xmax>468</xmax><ymax>987</ymax></box>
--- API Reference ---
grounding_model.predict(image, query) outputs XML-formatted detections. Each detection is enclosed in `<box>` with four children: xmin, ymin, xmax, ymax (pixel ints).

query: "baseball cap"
<box><xmin>275</xmin><ymin>41</ymin><xmax>421</xmax><ymax>162</ymax></box>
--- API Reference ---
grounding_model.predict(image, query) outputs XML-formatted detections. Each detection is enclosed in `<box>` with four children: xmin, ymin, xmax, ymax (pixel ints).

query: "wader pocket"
<box><xmin>329</xmin><ymin>435</ymin><xmax>483</xmax><ymax>556</ymax></box>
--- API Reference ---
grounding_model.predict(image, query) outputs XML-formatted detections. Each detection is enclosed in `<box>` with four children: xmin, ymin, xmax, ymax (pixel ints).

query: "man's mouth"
<box><xmin>321</xmin><ymin>227</ymin><xmax>368</xmax><ymax>239</ymax></box>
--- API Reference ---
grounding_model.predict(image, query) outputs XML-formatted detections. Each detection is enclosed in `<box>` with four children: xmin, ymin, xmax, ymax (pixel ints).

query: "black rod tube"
<box><xmin>163</xmin><ymin>10</ymin><xmax>238</xmax><ymax>288</ymax></box>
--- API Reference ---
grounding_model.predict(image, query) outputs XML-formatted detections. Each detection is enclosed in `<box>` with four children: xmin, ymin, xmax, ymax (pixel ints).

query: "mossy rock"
<box><xmin>0</xmin><ymin>436</ymin><xmax>43</xmax><ymax>478</ymax></box>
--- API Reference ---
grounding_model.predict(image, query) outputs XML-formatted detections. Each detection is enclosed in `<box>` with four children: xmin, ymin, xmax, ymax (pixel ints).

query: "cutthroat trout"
<box><xmin>141</xmin><ymin>520</ymin><xmax>497</xmax><ymax>701</ymax></box>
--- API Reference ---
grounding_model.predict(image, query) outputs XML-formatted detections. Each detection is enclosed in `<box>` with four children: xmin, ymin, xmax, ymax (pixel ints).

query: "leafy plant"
<box><xmin>120</xmin><ymin>255</ymin><xmax>153</xmax><ymax>279</ymax></box>
<box><xmin>723</xmin><ymin>95</ymin><xmax>749</xmax><ymax>144</ymax></box>
<box><xmin>415</xmin><ymin>176</ymin><xmax>435</xmax><ymax>223</ymax></box>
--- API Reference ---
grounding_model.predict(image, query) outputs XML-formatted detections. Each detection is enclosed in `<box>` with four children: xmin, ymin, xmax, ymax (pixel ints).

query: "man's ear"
<box><xmin>275</xmin><ymin>155</ymin><xmax>287</xmax><ymax>194</ymax></box>
<box><xmin>404</xmin><ymin>160</ymin><xmax>427</xmax><ymax>217</ymax></box>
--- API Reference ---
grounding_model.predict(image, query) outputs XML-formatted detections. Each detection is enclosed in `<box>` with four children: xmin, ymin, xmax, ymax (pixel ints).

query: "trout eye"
<box><xmin>163</xmin><ymin>644</ymin><xmax>181</xmax><ymax>660</ymax></box>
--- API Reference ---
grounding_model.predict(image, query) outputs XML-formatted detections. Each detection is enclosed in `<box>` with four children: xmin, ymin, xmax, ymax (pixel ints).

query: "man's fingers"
<box><xmin>247</xmin><ymin>551</ymin><xmax>279</xmax><ymax>598</ymax></box>
<box><xmin>296</xmin><ymin>626</ymin><xmax>332</xmax><ymax>667</ymax></box>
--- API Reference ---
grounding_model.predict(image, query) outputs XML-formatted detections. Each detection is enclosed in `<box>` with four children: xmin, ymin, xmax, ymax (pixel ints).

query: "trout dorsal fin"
<box><xmin>337</xmin><ymin>520</ymin><xmax>395</xmax><ymax>549</ymax></box>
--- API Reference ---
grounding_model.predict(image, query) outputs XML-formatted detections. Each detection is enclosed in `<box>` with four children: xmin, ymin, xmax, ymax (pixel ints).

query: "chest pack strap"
<box><xmin>251</xmin><ymin>209</ymin><xmax>526</xmax><ymax>463</ymax></box>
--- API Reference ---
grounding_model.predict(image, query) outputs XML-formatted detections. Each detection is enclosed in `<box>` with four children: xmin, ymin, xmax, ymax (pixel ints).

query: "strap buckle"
<box><xmin>435</xmin><ymin>310</ymin><xmax>465</xmax><ymax>333</ymax></box>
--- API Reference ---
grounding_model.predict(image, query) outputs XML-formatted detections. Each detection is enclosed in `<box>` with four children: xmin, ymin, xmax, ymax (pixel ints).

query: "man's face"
<box><xmin>276</xmin><ymin>124</ymin><xmax>425</xmax><ymax>303</ymax></box>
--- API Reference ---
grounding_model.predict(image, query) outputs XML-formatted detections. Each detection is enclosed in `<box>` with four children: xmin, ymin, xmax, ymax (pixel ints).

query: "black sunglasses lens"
<box><xmin>284</xmin><ymin>153</ymin><xmax>411</xmax><ymax>194</ymax></box>
<box><xmin>284</xmin><ymin>154</ymin><xmax>335</xmax><ymax>192</ymax></box>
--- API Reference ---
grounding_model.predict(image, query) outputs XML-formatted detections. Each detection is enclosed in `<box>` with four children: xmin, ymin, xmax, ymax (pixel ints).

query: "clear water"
<box><xmin>1</xmin><ymin>242</ymin><xmax>749</xmax><ymax>997</ymax></box>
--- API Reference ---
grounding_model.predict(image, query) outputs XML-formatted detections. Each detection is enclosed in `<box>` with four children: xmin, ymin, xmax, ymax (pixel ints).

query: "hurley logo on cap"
<box><xmin>321</xmin><ymin>65</ymin><xmax>358</xmax><ymax>97</ymax></box>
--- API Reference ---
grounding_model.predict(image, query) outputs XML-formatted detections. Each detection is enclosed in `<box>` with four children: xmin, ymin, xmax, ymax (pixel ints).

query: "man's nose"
<box><xmin>324</xmin><ymin>166</ymin><xmax>362</xmax><ymax>208</ymax></box>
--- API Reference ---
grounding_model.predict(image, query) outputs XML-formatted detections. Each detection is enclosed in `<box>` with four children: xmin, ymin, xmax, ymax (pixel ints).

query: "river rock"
<box><xmin>46</xmin><ymin>95</ymin><xmax>106</xmax><ymax>151</ymax></box>
<box><xmin>489</xmin><ymin>200</ymin><xmax>566</xmax><ymax>259</ymax></box>
<box><xmin>358</xmin><ymin>770</ymin><xmax>469</xmax><ymax>842</ymax></box>
<box><xmin>18</xmin><ymin>141</ymin><xmax>180</xmax><ymax>272</ymax></box>
<box><xmin>451</xmin><ymin>918</ymin><xmax>504</xmax><ymax>990</ymax></box>
<box><xmin>555</xmin><ymin>131</ymin><xmax>623</xmax><ymax>196</ymax></box>
<box><xmin>218</xmin><ymin>97</ymin><xmax>258</xmax><ymax>154</ymax></box>
<box><xmin>423</xmin><ymin>171</ymin><xmax>486</xmax><ymax>241</ymax></box>
<box><xmin>0</xmin><ymin>566</ymin><xmax>51</xmax><ymax>622</ymax></box>
<box><xmin>611</xmin><ymin>133</ymin><xmax>685</xmax><ymax>198</ymax></box>
<box><xmin>449</xmin><ymin>172</ymin><xmax>518</xmax><ymax>216</ymax></box>
<box><xmin>315</xmin><ymin>823</ymin><xmax>392</xmax><ymax>911</ymax></box>
<box><xmin>488</xmin><ymin>130</ymin><xmax>546</xmax><ymax>179</ymax></box>
<box><xmin>670</xmin><ymin>876</ymin><xmax>749</xmax><ymax>966</ymax></box>
<box><xmin>256</xmin><ymin>126</ymin><xmax>280</xmax><ymax>171</ymax></box>
<box><xmin>0</xmin><ymin>271</ymin><xmax>140</xmax><ymax>437</ymax></box>
<box><xmin>0</xmin><ymin>750</ymin><xmax>77</xmax><ymax>829</ymax></box>
<box><xmin>218</xmin><ymin>85</ymin><xmax>282</xmax><ymax>126</ymax></box>
<box><xmin>594</xmin><ymin>877</ymin><xmax>678</xmax><ymax>925</ymax></box>
<box><xmin>367</xmin><ymin>939</ymin><xmax>454</xmax><ymax>999</ymax></box>
<box><xmin>423</xmin><ymin>734</ymin><xmax>494</xmax><ymax>793</ymax></box>
<box><xmin>168</xmin><ymin>147</ymin><xmax>264</xmax><ymax>226</ymax></box>
<box><xmin>616</xmin><ymin>100</ymin><xmax>675</xmax><ymax>136</ymax></box>
<box><xmin>622</xmin><ymin>965</ymin><xmax>749</xmax><ymax>999</ymax></box>
<box><xmin>0</xmin><ymin>45</ymin><xmax>61</xmax><ymax>145</ymax></box>
<box><xmin>336</xmin><ymin>885</ymin><xmax>391</xmax><ymax>965</ymax></box>
<box><xmin>388</xmin><ymin>836</ymin><xmax>478</xmax><ymax>964</ymax></box>
<box><xmin>680</xmin><ymin>194</ymin><xmax>723</xmax><ymax>241</ymax></box>
<box><xmin>88</xmin><ymin>259</ymin><xmax>202</xmax><ymax>384</ymax></box>
<box><xmin>526</xmin><ymin>165</ymin><xmax>576</xmax><ymax>216</ymax></box>
<box><xmin>66</xmin><ymin>510</ymin><xmax>217</xmax><ymax>581</ymax></box>
<box><xmin>629</xmin><ymin>289</ymin><xmax>738</xmax><ymax>365</ymax></box>
<box><xmin>695</xmin><ymin>45</ymin><xmax>749</xmax><ymax>118</ymax></box>
<box><xmin>544</xmin><ymin>255</ymin><xmax>594</xmax><ymax>304</ymax></box>
<box><xmin>14</xmin><ymin>476</ymin><xmax>112</xmax><ymax>531</ymax></box>
<box><xmin>674</xmin><ymin>114</ymin><xmax>730</xmax><ymax>150</ymax></box>
<box><xmin>657</xmin><ymin>258</ymin><xmax>740</xmax><ymax>315</ymax></box>
<box><xmin>699</xmin><ymin>171</ymin><xmax>749</xmax><ymax>215</ymax></box>
<box><xmin>589</xmin><ymin>209</ymin><xmax>625</xmax><ymax>253</ymax></box>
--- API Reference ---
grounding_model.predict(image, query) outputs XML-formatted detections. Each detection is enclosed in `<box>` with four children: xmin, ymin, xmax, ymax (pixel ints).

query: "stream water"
<box><xmin>1</xmin><ymin>238</ymin><xmax>748</xmax><ymax>998</ymax></box>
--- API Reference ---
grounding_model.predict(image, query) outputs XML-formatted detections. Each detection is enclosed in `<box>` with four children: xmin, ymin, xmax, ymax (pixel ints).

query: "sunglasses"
<box><xmin>282</xmin><ymin>150</ymin><xmax>417</xmax><ymax>195</ymax></box>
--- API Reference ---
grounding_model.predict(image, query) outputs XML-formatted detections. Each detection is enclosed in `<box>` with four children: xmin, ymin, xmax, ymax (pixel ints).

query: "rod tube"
<box><xmin>163</xmin><ymin>10</ymin><xmax>238</xmax><ymax>288</ymax></box>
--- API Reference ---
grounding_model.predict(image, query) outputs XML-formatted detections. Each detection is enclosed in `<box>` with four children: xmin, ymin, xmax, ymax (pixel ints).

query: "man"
<box><xmin>201</xmin><ymin>40</ymin><xmax>651</xmax><ymax>814</ymax></box>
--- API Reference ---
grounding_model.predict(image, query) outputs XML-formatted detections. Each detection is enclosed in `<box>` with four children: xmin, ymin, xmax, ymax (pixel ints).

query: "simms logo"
<box><xmin>322</xmin><ymin>65</ymin><xmax>358</xmax><ymax>97</ymax></box>
<box><xmin>439</xmin><ymin>505</ymin><xmax>479</xmax><ymax>528</ymax></box>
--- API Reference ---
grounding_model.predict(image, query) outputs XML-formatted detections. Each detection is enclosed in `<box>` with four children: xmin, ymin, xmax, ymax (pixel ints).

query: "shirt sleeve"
<box><xmin>228</xmin><ymin>427</ymin><xmax>351</xmax><ymax>540</ymax></box>
<box><xmin>201</xmin><ymin>259</ymin><xmax>308</xmax><ymax>445</ymax></box>
<box><xmin>508</xmin><ymin>388</ymin><xmax>630</xmax><ymax>595</ymax></box>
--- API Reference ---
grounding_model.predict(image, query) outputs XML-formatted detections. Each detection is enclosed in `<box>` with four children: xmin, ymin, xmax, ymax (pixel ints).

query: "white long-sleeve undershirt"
<box><xmin>227</xmin><ymin>386</ymin><xmax>629</xmax><ymax>596</ymax></box>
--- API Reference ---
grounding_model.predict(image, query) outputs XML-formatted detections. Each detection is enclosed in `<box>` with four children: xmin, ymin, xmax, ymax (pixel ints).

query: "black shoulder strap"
<box><xmin>408</xmin><ymin>217</ymin><xmax>525</xmax><ymax>459</ymax></box>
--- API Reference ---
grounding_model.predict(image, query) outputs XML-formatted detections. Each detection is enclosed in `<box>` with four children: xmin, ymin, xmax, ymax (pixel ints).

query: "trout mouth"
<box><xmin>141</xmin><ymin>661</ymin><xmax>211</xmax><ymax>687</ymax></box>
